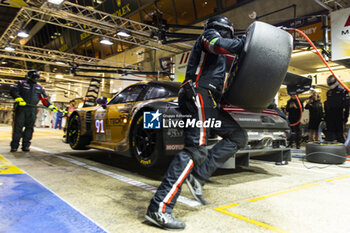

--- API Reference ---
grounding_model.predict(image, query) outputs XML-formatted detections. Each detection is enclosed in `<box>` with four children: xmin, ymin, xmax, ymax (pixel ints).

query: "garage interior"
<box><xmin>1</xmin><ymin>0</ymin><xmax>350</xmax><ymax>232</ymax></box>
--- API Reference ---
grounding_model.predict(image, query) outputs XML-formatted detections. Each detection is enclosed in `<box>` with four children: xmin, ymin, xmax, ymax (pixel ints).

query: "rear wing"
<box><xmin>283</xmin><ymin>72</ymin><xmax>312</xmax><ymax>95</ymax></box>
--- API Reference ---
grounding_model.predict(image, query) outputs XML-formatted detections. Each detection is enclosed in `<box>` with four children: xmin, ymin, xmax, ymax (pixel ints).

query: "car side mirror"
<box><xmin>283</xmin><ymin>72</ymin><xmax>312</xmax><ymax>95</ymax></box>
<box><xmin>96</xmin><ymin>97</ymin><xmax>107</xmax><ymax>109</ymax></box>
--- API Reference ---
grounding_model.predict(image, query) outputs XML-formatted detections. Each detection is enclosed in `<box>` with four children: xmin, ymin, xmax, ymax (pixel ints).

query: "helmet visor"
<box><xmin>27</xmin><ymin>71</ymin><xmax>40</xmax><ymax>83</ymax></box>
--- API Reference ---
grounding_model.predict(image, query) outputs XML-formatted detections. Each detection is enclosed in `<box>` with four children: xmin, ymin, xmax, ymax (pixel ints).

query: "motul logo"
<box><xmin>345</xmin><ymin>15</ymin><xmax>350</xmax><ymax>27</ymax></box>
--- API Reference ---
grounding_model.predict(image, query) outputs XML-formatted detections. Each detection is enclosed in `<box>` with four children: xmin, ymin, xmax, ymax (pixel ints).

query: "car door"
<box><xmin>93</xmin><ymin>84</ymin><xmax>146</xmax><ymax>149</ymax></box>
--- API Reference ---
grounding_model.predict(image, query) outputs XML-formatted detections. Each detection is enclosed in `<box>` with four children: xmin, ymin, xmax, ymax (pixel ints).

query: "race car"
<box><xmin>66</xmin><ymin>80</ymin><xmax>291</xmax><ymax>168</ymax></box>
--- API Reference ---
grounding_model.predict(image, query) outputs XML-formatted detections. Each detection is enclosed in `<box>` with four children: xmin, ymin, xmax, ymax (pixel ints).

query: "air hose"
<box><xmin>281</xmin><ymin>27</ymin><xmax>350</xmax><ymax>93</ymax></box>
<box><xmin>280</xmin><ymin>27</ymin><xmax>350</xmax><ymax>126</ymax></box>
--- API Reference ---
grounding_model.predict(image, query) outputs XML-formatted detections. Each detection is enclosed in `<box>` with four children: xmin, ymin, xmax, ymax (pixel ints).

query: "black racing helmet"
<box><xmin>26</xmin><ymin>70</ymin><xmax>40</xmax><ymax>83</ymax></box>
<box><xmin>327</xmin><ymin>75</ymin><xmax>339</xmax><ymax>89</ymax></box>
<box><xmin>204</xmin><ymin>16</ymin><xmax>234</xmax><ymax>38</ymax></box>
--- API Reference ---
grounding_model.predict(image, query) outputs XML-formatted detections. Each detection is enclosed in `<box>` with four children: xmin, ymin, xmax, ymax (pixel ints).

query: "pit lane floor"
<box><xmin>1</xmin><ymin>125</ymin><xmax>350</xmax><ymax>233</ymax></box>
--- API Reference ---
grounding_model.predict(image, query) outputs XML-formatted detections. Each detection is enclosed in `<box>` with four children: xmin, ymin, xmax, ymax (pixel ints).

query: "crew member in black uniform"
<box><xmin>10</xmin><ymin>70</ymin><xmax>60</xmax><ymax>152</ymax></box>
<box><xmin>324</xmin><ymin>75</ymin><xmax>349</xmax><ymax>143</ymax></box>
<box><xmin>305</xmin><ymin>91</ymin><xmax>323</xmax><ymax>141</ymax></box>
<box><xmin>286</xmin><ymin>95</ymin><xmax>303</xmax><ymax>149</ymax></box>
<box><xmin>145</xmin><ymin>16</ymin><xmax>247</xmax><ymax>230</ymax></box>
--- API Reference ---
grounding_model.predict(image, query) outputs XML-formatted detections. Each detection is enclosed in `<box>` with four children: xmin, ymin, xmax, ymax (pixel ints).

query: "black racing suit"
<box><xmin>10</xmin><ymin>80</ymin><xmax>51</xmax><ymax>149</ymax></box>
<box><xmin>305</xmin><ymin>99</ymin><xmax>323</xmax><ymax>130</ymax></box>
<box><xmin>148</xmin><ymin>28</ymin><xmax>247</xmax><ymax>213</ymax></box>
<box><xmin>286</xmin><ymin>98</ymin><xmax>303</xmax><ymax>148</ymax></box>
<box><xmin>324</xmin><ymin>86</ymin><xmax>350</xmax><ymax>143</ymax></box>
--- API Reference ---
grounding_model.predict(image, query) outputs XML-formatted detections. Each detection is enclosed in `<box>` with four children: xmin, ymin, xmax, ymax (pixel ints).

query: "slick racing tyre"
<box><xmin>306</xmin><ymin>142</ymin><xmax>346</xmax><ymax>164</ymax></box>
<box><xmin>67</xmin><ymin>113</ymin><xmax>91</xmax><ymax>150</ymax></box>
<box><xmin>224</xmin><ymin>21</ymin><xmax>293</xmax><ymax>112</ymax></box>
<box><xmin>130</xmin><ymin>113</ymin><xmax>164</xmax><ymax>168</ymax></box>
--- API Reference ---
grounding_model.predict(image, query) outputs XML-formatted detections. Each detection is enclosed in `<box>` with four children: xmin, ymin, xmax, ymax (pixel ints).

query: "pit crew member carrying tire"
<box><xmin>145</xmin><ymin>16</ymin><xmax>248</xmax><ymax>230</ymax></box>
<box><xmin>10</xmin><ymin>70</ymin><xmax>61</xmax><ymax>152</ymax></box>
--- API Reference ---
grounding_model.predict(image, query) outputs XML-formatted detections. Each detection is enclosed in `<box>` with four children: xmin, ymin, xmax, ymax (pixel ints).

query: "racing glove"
<box><xmin>60</xmin><ymin>109</ymin><xmax>68</xmax><ymax>114</ymax></box>
<box><xmin>15</xmin><ymin>97</ymin><xmax>27</xmax><ymax>106</ymax></box>
<box><xmin>48</xmin><ymin>105</ymin><xmax>59</xmax><ymax>112</ymax></box>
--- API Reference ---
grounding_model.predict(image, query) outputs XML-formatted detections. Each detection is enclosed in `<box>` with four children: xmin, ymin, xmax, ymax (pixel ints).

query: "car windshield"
<box><xmin>109</xmin><ymin>85</ymin><xmax>145</xmax><ymax>105</ymax></box>
<box><xmin>143</xmin><ymin>86</ymin><xmax>177</xmax><ymax>100</ymax></box>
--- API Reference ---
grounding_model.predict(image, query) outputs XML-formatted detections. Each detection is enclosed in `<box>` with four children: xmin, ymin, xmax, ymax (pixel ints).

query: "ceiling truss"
<box><xmin>0</xmin><ymin>66</ymin><xmax>60</xmax><ymax>80</ymax></box>
<box><xmin>0</xmin><ymin>2</ymin><xmax>188</xmax><ymax>53</ymax></box>
<box><xmin>0</xmin><ymin>43</ymin><xmax>137</xmax><ymax>68</ymax></box>
<box><xmin>0</xmin><ymin>78</ymin><xmax>18</xmax><ymax>85</ymax></box>
<box><xmin>0</xmin><ymin>67</ymin><xmax>91</xmax><ymax>88</ymax></box>
<box><xmin>314</xmin><ymin>0</ymin><xmax>350</xmax><ymax>11</ymax></box>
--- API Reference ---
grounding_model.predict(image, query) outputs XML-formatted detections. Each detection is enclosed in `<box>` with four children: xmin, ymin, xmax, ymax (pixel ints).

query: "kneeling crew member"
<box><xmin>145</xmin><ymin>16</ymin><xmax>248</xmax><ymax>230</ymax></box>
<box><xmin>10</xmin><ymin>70</ymin><xmax>60</xmax><ymax>152</ymax></box>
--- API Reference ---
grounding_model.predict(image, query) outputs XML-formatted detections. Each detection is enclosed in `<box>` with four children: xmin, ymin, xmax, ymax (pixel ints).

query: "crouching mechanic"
<box><xmin>10</xmin><ymin>70</ymin><xmax>61</xmax><ymax>152</ymax></box>
<box><xmin>145</xmin><ymin>16</ymin><xmax>248</xmax><ymax>230</ymax></box>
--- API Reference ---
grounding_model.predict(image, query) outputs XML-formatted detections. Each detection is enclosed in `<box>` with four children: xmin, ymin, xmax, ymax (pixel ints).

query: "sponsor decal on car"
<box><xmin>166</xmin><ymin>128</ymin><xmax>183</xmax><ymax>137</ymax></box>
<box><xmin>95</xmin><ymin>112</ymin><xmax>106</xmax><ymax>120</ymax></box>
<box><xmin>106</xmin><ymin>118</ymin><xmax>128</xmax><ymax>126</ymax></box>
<box><xmin>140</xmin><ymin>159</ymin><xmax>152</xmax><ymax>165</ymax></box>
<box><xmin>165</xmin><ymin>144</ymin><xmax>185</xmax><ymax>151</ymax></box>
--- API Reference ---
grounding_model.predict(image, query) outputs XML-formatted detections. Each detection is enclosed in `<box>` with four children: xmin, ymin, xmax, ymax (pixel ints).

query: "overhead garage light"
<box><xmin>55</xmin><ymin>61</ymin><xmax>66</xmax><ymax>65</ymax></box>
<box><xmin>316</xmin><ymin>66</ymin><xmax>345</xmax><ymax>72</ymax></box>
<box><xmin>100</xmin><ymin>39</ymin><xmax>113</xmax><ymax>45</ymax></box>
<box><xmin>117</xmin><ymin>31</ymin><xmax>131</xmax><ymax>37</ymax></box>
<box><xmin>48</xmin><ymin>0</ymin><xmax>65</xmax><ymax>4</ymax></box>
<box><xmin>291</xmin><ymin>50</ymin><xmax>315</xmax><ymax>57</ymax></box>
<box><xmin>1</xmin><ymin>61</ymin><xmax>7</xmax><ymax>64</ymax></box>
<box><xmin>17</xmin><ymin>31</ymin><xmax>29</xmax><ymax>38</ymax></box>
<box><xmin>4</xmin><ymin>46</ymin><xmax>15</xmax><ymax>52</ymax></box>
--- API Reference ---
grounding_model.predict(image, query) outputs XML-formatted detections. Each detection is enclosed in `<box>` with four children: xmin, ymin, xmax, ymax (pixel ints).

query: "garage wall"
<box><xmin>306</xmin><ymin>69</ymin><xmax>350</xmax><ymax>86</ymax></box>
<box><xmin>105</xmin><ymin>47</ymin><xmax>145</xmax><ymax>66</ymax></box>
<box><xmin>221</xmin><ymin>0</ymin><xmax>325</xmax><ymax>29</ymax></box>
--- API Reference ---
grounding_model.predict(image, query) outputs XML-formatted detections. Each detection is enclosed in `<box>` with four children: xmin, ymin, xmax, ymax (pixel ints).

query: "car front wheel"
<box><xmin>130</xmin><ymin>113</ymin><xmax>163</xmax><ymax>168</ymax></box>
<box><xmin>67</xmin><ymin>113</ymin><xmax>91</xmax><ymax>150</ymax></box>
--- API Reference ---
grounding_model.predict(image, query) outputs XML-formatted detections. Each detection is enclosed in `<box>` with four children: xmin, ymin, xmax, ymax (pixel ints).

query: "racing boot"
<box><xmin>185</xmin><ymin>174</ymin><xmax>207</xmax><ymax>205</ymax></box>
<box><xmin>145</xmin><ymin>210</ymin><xmax>186</xmax><ymax>230</ymax></box>
<box><xmin>22</xmin><ymin>147</ymin><xmax>30</xmax><ymax>152</ymax></box>
<box><xmin>10</xmin><ymin>148</ymin><xmax>17</xmax><ymax>152</ymax></box>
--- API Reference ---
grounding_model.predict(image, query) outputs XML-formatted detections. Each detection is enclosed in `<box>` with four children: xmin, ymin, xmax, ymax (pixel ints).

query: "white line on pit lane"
<box><xmin>30</xmin><ymin>146</ymin><xmax>201</xmax><ymax>208</ymax></box>
<box><xmin>250</xmin><ymin>160</ymin><xmax>335</xmax><ymax>175</ymax></box>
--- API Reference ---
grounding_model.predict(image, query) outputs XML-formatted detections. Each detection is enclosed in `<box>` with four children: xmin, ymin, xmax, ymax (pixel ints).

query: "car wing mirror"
<box><xmin>96</xmin><ymin>97</ymin><xmax>107</xmax><ymax>109</ymax></box>
<box><xmin>283</xmin><ymin>72</ymin><xmax>312</xmax><ymax>95</ymax></box>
